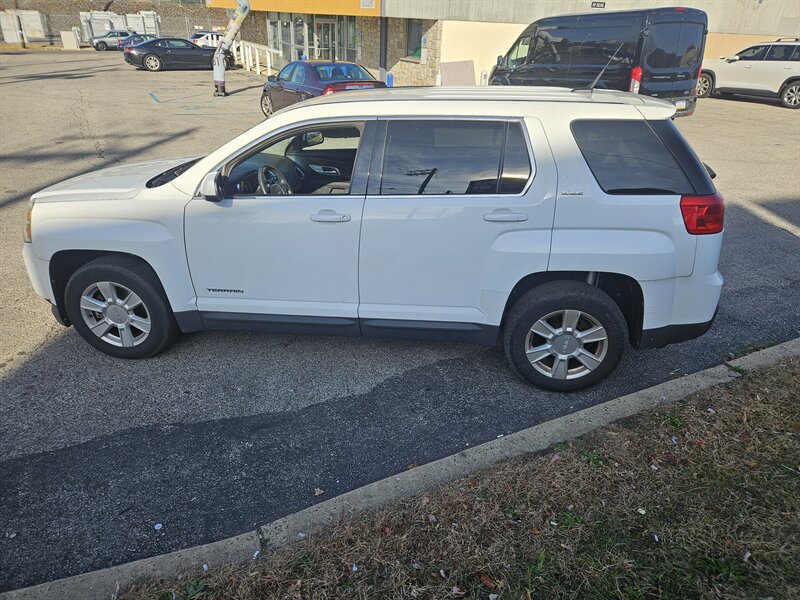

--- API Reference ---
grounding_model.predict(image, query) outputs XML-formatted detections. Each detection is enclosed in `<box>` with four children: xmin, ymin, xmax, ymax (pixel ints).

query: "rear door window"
<box><xmin>380</xmin><ymin>120</ymin><xmax>531</xmax><ymax>196</ymax></box>
<box><xmin>765</xmin><ymin>45</ymin><xmax>795</xmax><ymax>61</ymax></box>
<box><xmin>571</xmin><ymin>120</ymin><xmax>693</xmax><ymax>195</ymax></box>
<box><xmin>644</xmin><ymin>22</ymin><xmax>704</xmax><ymax>70</ymax></box>
<box><xmin>530</xmin><ymin>26</ymin><xmax>573</xmax><ymax>65</ymax></box>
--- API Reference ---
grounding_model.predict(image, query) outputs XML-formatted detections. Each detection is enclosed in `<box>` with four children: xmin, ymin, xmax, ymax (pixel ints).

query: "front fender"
<box><xmin>33</xmin><ymin>209</ymin><xmax>196</xmax><ymax>314</ymax></box>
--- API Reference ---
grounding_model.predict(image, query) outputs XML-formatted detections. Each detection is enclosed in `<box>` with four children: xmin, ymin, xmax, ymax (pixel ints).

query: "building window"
<box><xmin>406</xmin><ymin>19</ymin><xmax>422</xmax><ymax>59</ymax></box>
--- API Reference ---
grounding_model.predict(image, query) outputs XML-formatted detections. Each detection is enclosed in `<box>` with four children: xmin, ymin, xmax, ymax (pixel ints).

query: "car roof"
<box><xmin>303</xmin><ymin>60</ymin><xmax>361</xmax><ymax>66</ymax></box>
<box><xmin>287</xmin><ymin>86</ymin><xmax>675</xmax><ymax>117</ymax></box>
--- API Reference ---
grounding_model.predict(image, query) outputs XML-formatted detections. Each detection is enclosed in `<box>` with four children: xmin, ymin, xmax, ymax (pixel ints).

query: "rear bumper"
<box><xmin>638</xmin><ymin>309</ymin><xmax>717</xmax><ymax>349</ymax></box>
<box><xmin>667</xmin><ymin>96</ymin><xmax>697</xmax><ymax>117</ymax></box>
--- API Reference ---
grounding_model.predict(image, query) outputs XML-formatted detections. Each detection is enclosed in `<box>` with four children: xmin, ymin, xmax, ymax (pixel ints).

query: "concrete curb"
<box><xmin>5</xmin><ymin>337</ymin><xmax>799</xmax><ymax>600</ymax></box>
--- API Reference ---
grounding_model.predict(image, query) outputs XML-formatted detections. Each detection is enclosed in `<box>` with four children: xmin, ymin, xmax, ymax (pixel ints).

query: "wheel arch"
<box><xmin>700</xmin><ymin>69</ymin><xmax>715</xmax><ymax>89</ymax></box>
<box><xmin>500</xmin><ymin>271</ymin><xmax>644</xmax><ymax>347</ymax></box>
<box><xmin>780</xmin><ymin>76</ymin><xmax>800</xmax><ymax>92</ymax></box>
<box><xmin>49</xmin><ymin>250</ymin><xmax>164</xmax><ymax>327</ymax></box>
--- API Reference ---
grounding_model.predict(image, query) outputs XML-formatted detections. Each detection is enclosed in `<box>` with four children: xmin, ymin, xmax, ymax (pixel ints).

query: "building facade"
<box><xmin>209</xmin><ymin>0</ymin><xmax>800</xmax><ymax>86</ymax></box>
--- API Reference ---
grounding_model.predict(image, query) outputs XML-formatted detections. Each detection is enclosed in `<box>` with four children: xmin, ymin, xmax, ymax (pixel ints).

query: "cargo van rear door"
<box><xmin>640</xmin><ymin>18</ymin><xmax>706</xmax><ymax>103</ymax></box>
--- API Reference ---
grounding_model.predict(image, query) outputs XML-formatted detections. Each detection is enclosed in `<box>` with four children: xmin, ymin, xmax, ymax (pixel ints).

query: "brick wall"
<box><xmin>357</xmin><ymin>16</ymin><xmax>440</xmax><ymax>87</ymax></box>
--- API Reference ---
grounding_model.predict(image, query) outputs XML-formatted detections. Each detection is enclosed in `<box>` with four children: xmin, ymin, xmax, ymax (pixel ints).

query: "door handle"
<box><xmin>311</xmin><ymin>210</ymin><xmax>350</xmax><ymax>223</ymax></box>
<box><xmin>484</xmin><ymin>211</ymin><xmax>528</xmax><ymax>222</ymax></box>
<box><xmin>309</xmin><ymin>164</ymin><xmax>340</xmax><ymax>175</ymax></box>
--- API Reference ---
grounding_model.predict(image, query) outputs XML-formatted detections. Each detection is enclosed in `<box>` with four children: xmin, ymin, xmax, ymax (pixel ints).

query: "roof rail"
<box><xmin>775</xmin><ymin>37</ymin><xmax>800</xmax><ymax>42</ymax></box>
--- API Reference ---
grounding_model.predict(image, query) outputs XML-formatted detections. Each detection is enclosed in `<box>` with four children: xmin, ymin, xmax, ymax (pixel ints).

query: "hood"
<box><xmin>31</xmin><ymin>157</ymin><xmax>201</xmax><ymax>203</ymax></box>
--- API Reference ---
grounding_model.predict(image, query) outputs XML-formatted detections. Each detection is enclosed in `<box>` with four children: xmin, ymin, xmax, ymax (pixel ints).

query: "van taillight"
<box><xmin>322</xmin><ymin>86</ymin><xmax>335</xmax><ymax>95</ymax></box>
<box><xmin>680</xmin><ymin>192</ymin><xmax>724</xmax><ymax>235</ymax></box>
<box><xmin>629</xmin><ymin>66</ymin><xmax>642</xmax><ymax>94</ymax></box>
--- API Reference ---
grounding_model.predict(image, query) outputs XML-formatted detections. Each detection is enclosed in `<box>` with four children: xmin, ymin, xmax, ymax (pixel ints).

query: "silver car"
<box><xmin>90</xmin><ymin>30</ymin><xmax>135</xmax><ymax>51</ymax></box>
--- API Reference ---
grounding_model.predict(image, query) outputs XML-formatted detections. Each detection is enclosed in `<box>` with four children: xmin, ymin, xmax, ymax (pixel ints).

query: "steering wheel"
<box><xmin>257</xmin><ymin>165</ymin><xmax>292</xmax><ymax>195</ymax></box>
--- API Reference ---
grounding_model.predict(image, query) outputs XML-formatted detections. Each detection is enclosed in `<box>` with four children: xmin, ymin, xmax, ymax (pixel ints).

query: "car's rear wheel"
<box><xmin>696</xmin><ymin>73</ymin><xmax>713</xmax><ymax>98</ymax></box>
<box><xmin>64</xmin><ymin>257</ymin><xmax>178</xmax><ymax>359</ymax></box>
<box><xmin>503</xmin><ymin>281</ymin><xmax>628</xmax><ymax>392</ymax></box>
<box><xmin>96</xmin><ymin>41</ymin><xmax>107</xmax><ymax>51</ymax></box>
<box><xmin>143</xmin><ymin>54</ymin><xmax>163</xmax><ymax>72</ymax></box>
<box><xmin>260</xmin><ymin>92</ymin><xmax>273</xmax><ymax>118</ymax></box>
<box><xmin>780</xmin><ymin>82</ymin><xmax>800</xmax><ymax>109</ymax></box>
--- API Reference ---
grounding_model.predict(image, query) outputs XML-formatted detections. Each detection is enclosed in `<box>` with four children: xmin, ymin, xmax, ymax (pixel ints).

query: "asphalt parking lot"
<box><xmin>1</xmin><ymin>50</ymin><xmax>798</xmax><ymax>592</ymax></box>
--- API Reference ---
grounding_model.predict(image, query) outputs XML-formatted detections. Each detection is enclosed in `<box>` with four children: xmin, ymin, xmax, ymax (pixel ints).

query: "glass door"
<box><xmin>315</xmin><ymin>19</ymin><xmax>337</xmax><ymax>60</ymax></box>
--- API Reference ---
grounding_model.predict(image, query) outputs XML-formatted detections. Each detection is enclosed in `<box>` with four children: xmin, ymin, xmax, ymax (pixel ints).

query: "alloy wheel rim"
<box><xmin>80</xmin><ymin>281</ymin><xmax>151</xmax><ymax>348</ymax></box>
<box><xmin>524</xmin><ymin>309</ymin><xmax>609</xmax><ymax>380</ymax></box>
<box><xmin>145</xmin><ymin>56</ymin><xmax>159</xmax><ymax>70</ymax></box>
<box><xmin>786</xmin><ymin>85</ymin><xmax>800</xmax><ymax>106</ymax></box>
<box><xmin>697</xmin><ymin>76</ymin><xmax>710</xmax><ymax>95</ymax></box>
<box><xmin>262</xmin><ymin>95</ymin><xmax>272</xmax><ymax>115</ymax></box>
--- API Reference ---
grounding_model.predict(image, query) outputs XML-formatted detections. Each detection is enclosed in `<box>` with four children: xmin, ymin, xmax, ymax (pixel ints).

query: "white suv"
<box><xmin>22</xmin><ymin>88</ymin><xmax>724</xmax><ymax>392</ymax></box>
<box><xmin>697</xmin><ymin>39</ymin><xmax>800</xmax><ymax>108</ymax></box>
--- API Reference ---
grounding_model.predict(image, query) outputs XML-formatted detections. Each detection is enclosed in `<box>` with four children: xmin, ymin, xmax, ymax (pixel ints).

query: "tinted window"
<box><xmin>277</xmin><ymin>64</ymin><xmax>295</xmax><ymax>81</ymax></box>
<box><xmin>791</xmin><ymin>46</ymin><xmax>800</xmax><ymax>61</ymax></box>
<box><xmin>289</xmin><ymin>64</ymin><xmax>306</xmax><ymax>83</ymax></box>
<box><xmin>315</xmin><ymin>63</ymin><xmax>373</xmax><ymax>80</ymax></box>
<box><xmin>507</xmin><ymin>35</ymin><xmax>531</xmax><ymax>68</ymax></box>
<box><xmin>155</xmin><ymin>40</ymin><xmax>167</xmax><ymax>48</ymax></box>
<box><xmin>530</xmin><ymin>26</ymin><xmax>573</xmax><ymax>64</ymax></box>
<box><xmin>500</xmin><ymin>123</ymin><xmax>532</xmax><ymax>194</ymax></box>
<box><xmin>644</xmin><ymin>22</ymin><xmax>704</xmax><ymax>69</ymax></box>
<box><xmin>167</xmin><ymin>40</ymin><xmax>192</xmax><ymax>49</ymax></box>
<box><xmin>765</xmin><ymin>45</ymin><xmax>795</xmax><ymax>61</ymax></box>
<box><xmin>382</xmin><ymin>121</ymin><xmax>505</xmax><ymax>195</ymax></box>
<box><xmin>572</xmin><ymin>25</ymin><xmax>635</xmax><ymax>65</ymax></box>
<box><xmin>571</xmin><ymin>120</ymin><xmax>693</xmax><ymax>195</ymax></box>
<box><xmin>737</xmin><ymin>45</ymin><xmax>769</xmax><ymax>61</ymax></box>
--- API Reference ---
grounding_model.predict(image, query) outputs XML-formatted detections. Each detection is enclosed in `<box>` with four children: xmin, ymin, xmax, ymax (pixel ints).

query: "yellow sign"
<box><xmin>207</xmin><ymin>0</ymin><xmax>380</xmax><ymax>17</ymax></box>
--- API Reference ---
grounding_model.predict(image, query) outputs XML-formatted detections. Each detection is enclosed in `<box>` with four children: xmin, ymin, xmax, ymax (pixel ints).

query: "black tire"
<box><xmin>143</xmin><ymin>54</ymin><xmax>163</xmax><ymax>72</ymax></box>
<box><xmin>64</xmin><ymin>256</ymin><xmax>178</xmax><ymax>359</ymax></box>
<box><xmin>780</xmin><ymin>81</ymin><xmax>800</xmax><ymax>109</ymax></box>
<box><xmin>96</xmin><ymin>41</ymin><xmax>107</xmax><ymax>51</ymax></box>
<box><xmin>696</xmin><ymin>73</ymin><xmax>713</xmax><ymax>98</ymax></box>
<box><xmin>503</xmin><ymin>281</ymin><xmax>628</xmax><ymax>392</ymax></box>
<box><xmin>260</xmin><ymin>92</ymin><xmax>273</xmax><ymax>118</ymax></box>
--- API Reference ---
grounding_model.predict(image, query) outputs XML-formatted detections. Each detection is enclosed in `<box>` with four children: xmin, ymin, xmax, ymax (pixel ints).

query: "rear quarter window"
<box><xmin>571</xmin><ymin>120</ymin><xmax>697</xmax><ymax>195</ymax></box>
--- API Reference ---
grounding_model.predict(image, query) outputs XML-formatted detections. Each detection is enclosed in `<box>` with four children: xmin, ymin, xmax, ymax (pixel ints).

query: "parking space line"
<box><xmin>740</xmin><ymin>200</ymin><xmax>800</xmax><ymax>237</ymax></box>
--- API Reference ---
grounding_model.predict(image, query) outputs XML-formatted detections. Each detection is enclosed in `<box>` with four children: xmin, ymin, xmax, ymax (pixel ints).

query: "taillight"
<box><xmin>322</xmin><ymin>86</ymin><xmax>335</xmax><ymax>95</ymax></box>
<box><xmin>629</xmin><ymin>66</ymin><xmax>642</xmax><ymax>94</ymax></box>
<box><xmin>680</xmin><ymin>192</ymin><xmax>724</xmax><ymax>235</ymax></box>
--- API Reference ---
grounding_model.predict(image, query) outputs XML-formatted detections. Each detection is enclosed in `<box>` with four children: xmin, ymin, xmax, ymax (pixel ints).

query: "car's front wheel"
<box><xmin>260</xmin><ymin>92</ymin><xmax>273</xmax><ymax>118</ymax></box>
<box><xmin>95</xmin><ymin>41</ymin><xmax>107</xmax><ymax>51</ymax></box>
<box><xmin>143</xmin><ymin>54</ymin><xmax>163</xmax><ymax>72</ymax></box>
<box><xmin>503</xmin><ymin>281</ymin><xmax>628</xmax><ymax>392</ymax></box>
<box><xmin>780</xmin><ymin>82</ymin><xmax>800</xmax><ymax>109</ymax></box>
<box><xmin>696</xmin><ymin>73</ymin><xmax>713</xmax><ymax>98</ymax></box>
<box><xmin>64</xmin><ymin>256</ymin><xmax>178</xmax><ymax>359</ymax></box>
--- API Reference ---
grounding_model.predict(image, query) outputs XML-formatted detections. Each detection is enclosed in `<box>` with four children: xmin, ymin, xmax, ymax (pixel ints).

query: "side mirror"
<box><xmin>497</xmin><ymin>54</ymin><xmax>504</xmax><ymax>66</ymax></box>
<box><xmin>302</xmin><ymin>130</ymin><xmax>324</xmax><ymax>148</ymax></box>
<box><xmin>199</xmin><ymin>171</ymin><xmax>221</xmax><ymax>201</ymax></box>
<box><xmin>725</xmin><ymin>55</ymin><xmax>739</xmax><ymax>63</ymax></box>
<box><xmin>267</xmin><ymin>75</ymin><xmax>277</xmax><ymax>83</ymax></box>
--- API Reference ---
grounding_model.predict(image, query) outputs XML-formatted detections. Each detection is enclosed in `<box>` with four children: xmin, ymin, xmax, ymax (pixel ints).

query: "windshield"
<box><xmin>314</xmin><ymin>64</ymin><xmax>373</xmax><ymax>81</ymax></box>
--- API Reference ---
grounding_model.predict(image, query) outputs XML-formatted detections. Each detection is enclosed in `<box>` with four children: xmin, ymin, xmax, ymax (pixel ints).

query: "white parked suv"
<box><xmin>22</xmin><ymin>88</ymin><xmax>724</xmax><ymax>392</ymax></box>
<box><xmin>697</xmin><ymin>39</ymin><xmax>800</xmax><ymax>108</ymax></box>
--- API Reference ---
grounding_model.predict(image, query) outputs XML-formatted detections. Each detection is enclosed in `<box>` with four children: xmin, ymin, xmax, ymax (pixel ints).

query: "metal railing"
<box><xmin>236</xmin><ymin>40</ymin><xmax>281</xmax><ymax>76</ymax></box>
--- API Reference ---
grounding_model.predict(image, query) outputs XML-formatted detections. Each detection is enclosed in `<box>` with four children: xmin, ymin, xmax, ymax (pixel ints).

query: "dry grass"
<box><xmin>122</xmin><ymin>359</ymin><xmax>800</xmax><ymax>600</ymax></box>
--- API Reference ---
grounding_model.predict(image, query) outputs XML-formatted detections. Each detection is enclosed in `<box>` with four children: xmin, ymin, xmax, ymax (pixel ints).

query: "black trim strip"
<box><xmin>637</xmin><ymin>311</ymin><xmax>716</xmax><ymax>349</ymax></box>
<box><xmin>173</xmin><ymin>310</ymin><xmax>499</xmax><ymax>345</ymax></box>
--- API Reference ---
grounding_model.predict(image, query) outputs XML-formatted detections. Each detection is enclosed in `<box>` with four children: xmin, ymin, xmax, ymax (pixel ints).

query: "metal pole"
<box><xmin>379</xmin><ymin>16</ymin><xmax>387</xmax><ymax>82</ymax></box>
<box><xmin>213</xmin><ymin>0</ymin><xmax>249</xmax><ymax>96</ymax></box>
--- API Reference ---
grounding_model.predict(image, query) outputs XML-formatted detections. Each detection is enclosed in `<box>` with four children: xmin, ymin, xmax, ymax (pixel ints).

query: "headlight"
<box><xmin>23</xmin><ymin>199</ymin><xmax>33</xmax><ymax>243</ymax></box>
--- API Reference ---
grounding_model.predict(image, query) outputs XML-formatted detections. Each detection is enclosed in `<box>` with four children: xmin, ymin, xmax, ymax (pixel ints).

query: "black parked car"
<box><xmin>261</xmin><ymin>60</ymin><xmax>385</xmax><ymax>117</ymax></box>
<box><xmin>122</xmin><ymin>37</ymin><xmax>233</xmax><ymax>72</ymax></box>
<box><xmin>490</xmin><ymin>7</ymin><xmax>708</xmax><ymax>116</ymax></box>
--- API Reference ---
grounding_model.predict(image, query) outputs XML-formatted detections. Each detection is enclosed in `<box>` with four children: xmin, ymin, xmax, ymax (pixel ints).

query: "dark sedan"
<box><xmin>117</xmin><ymin>33</ymin><xmax>157</xmax><ymax>50</ymax></box>
<box><xmin>122</xmin><ymin>37</ymin><xmax>233</xmax><ymax>72</ymax></box>
<box><xmin>261</xmin><ymin>60</ymin><xmax>385</xmax><ymax>117</ymax></box>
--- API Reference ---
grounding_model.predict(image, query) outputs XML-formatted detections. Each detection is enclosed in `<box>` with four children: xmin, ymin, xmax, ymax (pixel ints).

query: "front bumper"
<box><xmin>22</xmin><ymin>243</ymin><xmax>52</xmax><ymax>302</ymax></box>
